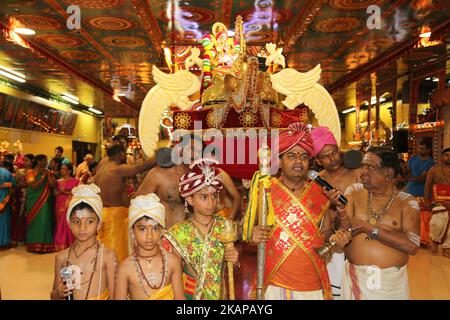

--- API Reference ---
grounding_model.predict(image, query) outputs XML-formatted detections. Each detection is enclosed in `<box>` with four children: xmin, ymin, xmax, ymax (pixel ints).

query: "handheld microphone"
<box><xmin>307</xmin><ymin>170</ymin><xmax>348</xmax><ymax>205</ymax></box>
<box><xmin>60</xmin><ymin>267</ymin><xmax>74</xmax><ymax>300</ymax></box>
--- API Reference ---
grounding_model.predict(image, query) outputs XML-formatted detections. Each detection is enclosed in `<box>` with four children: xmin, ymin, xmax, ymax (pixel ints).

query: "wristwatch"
<box><xmin>368</xmin><ymin>228</ymin><xmax>380</xmax><ymax>240</ymax></box>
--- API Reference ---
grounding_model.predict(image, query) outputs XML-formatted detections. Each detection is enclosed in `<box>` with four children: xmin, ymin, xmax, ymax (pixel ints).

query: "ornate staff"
<box><xmin>256</xmin><ymin>144</ymin><xmax>271</xmax><ymax>300</ymax></box>
<box><xmin>218</xmin><ymin>221</ymin><xmax>237</xmax><ymax>300</ymax></box>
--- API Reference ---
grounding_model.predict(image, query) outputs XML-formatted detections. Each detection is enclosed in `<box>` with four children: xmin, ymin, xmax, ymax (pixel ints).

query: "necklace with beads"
<box><xmin>71</xmin><ymin>240</ymin><xmax>98</xmax><ymax>259</ymax></box>
<box><xmin>132</xmin><ymin>249</ymin><xmax>167</xmax><ymax>297</ymax></box>
<box><xmin>367</xmin><ymin>189</ymin><xmax>397</xmax><ymax>225</ymax></box>
<box><xmin>66</xmin><ymin>240</ymin><xmax>100</xmax><ymax>300</ymax></box>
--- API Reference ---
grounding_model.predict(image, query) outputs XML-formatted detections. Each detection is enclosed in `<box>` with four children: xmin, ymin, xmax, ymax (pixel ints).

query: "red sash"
<box><xmin>26</xmin><ymin>181</ymin><xmax>50</xmax><ymax>225</ymax></box>
<box><xmin>263</xmin><ymin>179</ymin><xmax>332</xmax><ymax>299</ymax></box>
<box><xmin>433</xmin><ymin>184</ymin><xmax>450</xmax><ymax>203</ymax></box>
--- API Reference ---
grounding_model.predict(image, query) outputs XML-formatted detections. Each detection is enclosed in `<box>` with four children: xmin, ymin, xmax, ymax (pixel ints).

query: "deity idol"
<box><xmin>201</xmin><ymin>22</ymin><xmax>240</xmax><ymax>91</ymax></box>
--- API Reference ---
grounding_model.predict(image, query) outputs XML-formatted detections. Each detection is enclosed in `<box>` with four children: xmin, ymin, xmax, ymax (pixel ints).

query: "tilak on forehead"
<box><xmin>179</xmin><ymin>158</ymin><xmax>223</xmax><ymax>198</ymax></box>
<box><xmin>363</xmin><ymin>152</ymin><xmax>380</xmax><ymax>163</ymax></box>
<box><xmin>66</xmin><ymin>184</ymin><xmax>103</xmax><ymax>224</ymax></box>
<box><xmin>128</xmin><ymin>193</ymin><xmax>166</xmax><ymax>253</ymax></box>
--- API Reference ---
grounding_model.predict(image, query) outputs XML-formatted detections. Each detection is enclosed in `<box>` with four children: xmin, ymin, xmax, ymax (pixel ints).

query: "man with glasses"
<box><xmin>329</xmin><ymin>147</ymin><xmax>420</xmax><ymax>299</ymax></box>
<box><xmin>311</xmin><ymin>126</ymin><xmax>360</xmax><ymax>299</ymax></box>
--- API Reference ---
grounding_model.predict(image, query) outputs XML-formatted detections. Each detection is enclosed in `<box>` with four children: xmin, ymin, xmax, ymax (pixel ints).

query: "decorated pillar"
<box><xmin>372</xmin><ymin>73</ymin><xmax>381</xmax><ymax>141</ymax></box>
<box><xmin>344</xmin><ymin>82</ymin><xmax>358</xmax><ymax>142</ymax></box>
<box><xmin>392</xmin><ymin>73</ymin><xmax>398</xmax><ymax>128</ymax></box>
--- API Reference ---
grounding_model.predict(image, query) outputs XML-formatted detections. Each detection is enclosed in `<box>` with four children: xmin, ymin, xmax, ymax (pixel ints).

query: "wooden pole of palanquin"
<box><xmin>256</xmin><ymin>144</ymin><xmax>271</xmax><ymax>300</ymax></box>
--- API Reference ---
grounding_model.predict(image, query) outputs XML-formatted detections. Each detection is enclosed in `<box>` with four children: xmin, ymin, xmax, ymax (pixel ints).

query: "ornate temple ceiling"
<box><xmin>0</xmin><ymin>0</ymin><xmax>448</xmax><ymax>116</ymax></box>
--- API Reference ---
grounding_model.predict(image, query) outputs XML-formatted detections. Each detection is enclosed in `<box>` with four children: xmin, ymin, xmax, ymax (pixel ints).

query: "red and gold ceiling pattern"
<box><xmin>329</xmin><ymin>0</ymin><xmax>390</xmax><ymax>10</ymax></box>
<box><xmin>61</xmin><ymin>0</ymin><xmax>126</xmax><ymax>9</ymax></box>
<box><xmin>0</xmin><ymin>0</ymin><xmax>447</xmax><ymax>116</ymax></box>
<box><xmin>87</xmin><ymin>16</ymin><xmax>137</xmax><ymax>31</ymax></box>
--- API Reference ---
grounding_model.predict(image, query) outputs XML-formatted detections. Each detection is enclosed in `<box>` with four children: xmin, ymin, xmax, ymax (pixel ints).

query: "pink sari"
<box><xmin>54</xmin><ymin>177</ymin><xmax>79</xmax><ymax>251</ymax></box>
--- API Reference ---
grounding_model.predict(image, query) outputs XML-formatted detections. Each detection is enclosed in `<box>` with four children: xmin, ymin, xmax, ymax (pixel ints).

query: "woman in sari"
<box><xmin>25</xmin><ymin>154</ymin><xmax>56</xmax><ymax>253</ymax></box>
<box><xmin>11</xmin><ymin>154</ymin><xmax>34</xmax><ymax>246</ymax></box>
<box><xmin>0</xmin><ymin>165</ymin><xmax>13</xmax><ymax>248</ymax></box>
<box><xmin>54</xmin><ymin>162</ymin><xmax>79</xmax><ymax>250</ymax></box>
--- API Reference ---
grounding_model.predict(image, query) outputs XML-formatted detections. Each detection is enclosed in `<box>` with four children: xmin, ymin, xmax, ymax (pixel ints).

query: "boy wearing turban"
<box><xmin>164</xmin><ymin>158</ymin><xmax>239</xmax><ymax>300</ymax></box>
<box><xmin>311</xmin><ymin>126</ymin><xmax>360</xmax><ymax>299</ymax></box>
<box><xmin>50</xmin><ymin>184</ymin><xmax>117</xmax><ymax>300</ymax></box>
<box><xmin>114</xmin><ymin>194</ymin><xmax>185</xmax><ymax>300</ymax></box>
<box><xmin>243</xmin><ymin>122</ymin><xmax>350</xmax><ymax>300</ymax></box>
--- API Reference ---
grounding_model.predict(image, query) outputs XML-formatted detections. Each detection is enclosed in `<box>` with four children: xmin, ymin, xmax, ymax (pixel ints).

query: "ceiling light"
<box><xmin>13</xmin><ymin>27</ymin><xmax>36</xmax><ymax>35</ymax></box>
<box><xmin>419</xmin><ymin>31</ymin><xmax>431</xmax><ymax>38</ymax></box>
<box><xmin>0</xmin><ymin>65</ymin><xmax>25</xmax><ymax>78</ymax></box>
<box><xmin>432</xmin><ymin>78</ymin><xmax>439</xmax><ymax>82</ymax></box>
<box><xmin>88</xmin><ymin>107</ymin><xmax>103</xmax><ymax>115</ymax></box>
<box><xmin>62</xmin><ymin>92</ymin><xmax>78</xmax><ymax>100</ymax></box>
<box><xmin>82</xmin><ymin>110</ymin><xmax>94</xmax><ymax>116</ymax></box>
<box><xmin>342</xmin><ymin>107</ymin><xmax>356</xmax><ymax>114</ymax></box>
<box><xmin>62</xmin><ymin>96</ymin><xmax>79</xmax><ymax>104</ymax></box>
<box><xmin>0</xmin><ymin>65</ymin><xmax>26</xmax><ymax>83</ymax></box>
<box><xmin>0</xmin><ymin>69</ymin><xmax>26</xmax><ymax>83</ymax></box>
<box><xmin>61</xmin><ymin>93</ymin><xmax>79</xmax><ymax>105</ymax></box>
<box><xmin>425</xmin><ymin>77</ymin><xmax>431</xmax><ymax>80</ymax></box>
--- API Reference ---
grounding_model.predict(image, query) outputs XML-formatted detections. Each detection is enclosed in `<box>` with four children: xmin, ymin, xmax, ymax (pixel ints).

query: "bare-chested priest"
<box><xmin>136</xmin><ymin>135</ymin><xmax>240</xmax><ymax>228</ymax></box>
<box><xmin>135</xmin><ymin>147</ymin><xmax>188</xmax><ymax>229</ymax></box>
<box><xmin>95</xmin><ymin>143</ymin><xmax>155</xmax><ymax>262</ymax></box>
<box><xmin>424</xmin><ymin>147</ymin><xmax>450</xmax><ymax>258</ymax></box>
<box><xmin>311</xmin><ymin>126</ymin><xmax>360</xmax><ymax>299</ymax></box>
<box><xmin>328</xmin><ymin>147</ymin><xmax>420</xmax><ymax>300</ymax></box>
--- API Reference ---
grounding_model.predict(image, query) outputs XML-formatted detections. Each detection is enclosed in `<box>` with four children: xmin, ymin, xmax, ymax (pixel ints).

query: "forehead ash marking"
<box><xmin>362</xmin><ymin>153</ymin><xmax>381</xmax><ymax>163</ymax></box>
<box><xmin>72</xmin><ymin>210</ymin><xmax>97</xmax><ymax>220</ymax></box>
<box><xmin>135</xmin><ymin>218</ymin><xmax>159</xmax><ymax>227</ymax></box>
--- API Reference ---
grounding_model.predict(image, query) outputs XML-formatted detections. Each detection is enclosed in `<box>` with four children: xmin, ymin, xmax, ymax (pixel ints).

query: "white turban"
<box><xmin>66</xmin><ymin>184</ymin><xmax>103</xmax><ymax>224</ymax></box>
<box><xmin>128</xmin><ymin>193</ymin><xmax>166</xmax><ymax>254</ymax></box>
<box><xmin>128</xmin><ymin>193</ymin><xmax>166</xmax><ymax>229</ymax></box>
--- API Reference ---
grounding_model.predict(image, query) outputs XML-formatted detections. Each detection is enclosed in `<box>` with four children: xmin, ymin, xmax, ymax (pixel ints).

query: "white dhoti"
<box><xmin>264</xmin><ymin>285</ymin><xmax>324</xmax><ymax>300</ymax></box>
<box><xmin>429</xmin><ymin>211</ymin><xmax>450</xmax><ymax>249</ymax></box>
<box><xmin>341</xmin><ymin>261</ymin><xmax>409</xmax><ymax>300</ymax></box>
<box><xmin>326</xmin><ymin>252</ymin><xmax>345</xmax><ymax>299</ymax></box>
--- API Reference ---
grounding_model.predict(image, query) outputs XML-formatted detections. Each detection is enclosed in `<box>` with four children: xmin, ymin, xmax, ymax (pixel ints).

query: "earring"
<box><xmin>185</xmin><ymin>200</ymin><xmax>189</xmax><ymax>214</ymax></box>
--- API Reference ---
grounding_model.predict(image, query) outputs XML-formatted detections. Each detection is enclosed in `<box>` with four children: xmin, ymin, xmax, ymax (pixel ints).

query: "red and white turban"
<box><xmin>278</xmin><ymin>122</ymin><xmax>314</xmax><ymax>157</ymax></box>
<box><xmin>179</xmin><ymin>158</ymin><xmax>223</xmax><ymax>198</ymax></box>
<box><xmin>311</xmin><ymin>126</ymin><xmax>338</xmax><ymax>157</ymax></box>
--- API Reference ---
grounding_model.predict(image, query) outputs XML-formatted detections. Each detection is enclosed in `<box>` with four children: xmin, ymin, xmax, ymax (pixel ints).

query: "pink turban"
<box><xmin>179</xmin><ymin>158</ymin><xmax>223</xmax><ymax>198</ymax></box>
<box><xmin>311</xmin><ymin>126</ymin><xmax>338</xmax><ymax>157</ymax></box>
<box><xmin>278</xmin><ymin>122</ymin><xmax>314</xmax><ymax>156</ymax></box>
